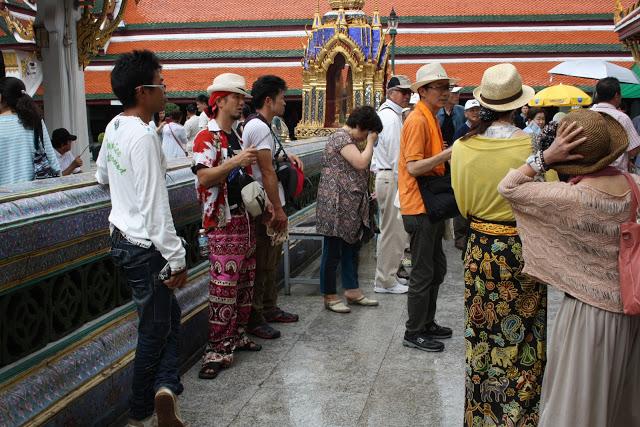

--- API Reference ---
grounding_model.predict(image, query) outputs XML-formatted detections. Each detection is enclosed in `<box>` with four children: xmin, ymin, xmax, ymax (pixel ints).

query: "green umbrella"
<box><xmin>621</xmin><ymin>64</ymin><xmax>640</xmax><ymax>99</ymax></box>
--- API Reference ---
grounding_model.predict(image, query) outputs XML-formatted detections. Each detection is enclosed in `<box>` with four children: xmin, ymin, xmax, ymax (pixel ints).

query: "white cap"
<box><xmin>450</xmin><ymin>86</ymin><xmax>462</xmax><ymax>93</ymax></box>
<box><xmin>464</xmin><ymin>99</ymin><xmax>481</xmax><ymax>110</ymax></box>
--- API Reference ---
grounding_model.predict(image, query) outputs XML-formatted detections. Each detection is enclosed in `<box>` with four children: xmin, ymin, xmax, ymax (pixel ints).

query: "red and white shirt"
<box><xmin>192</xmin><ymin>119</ymin><xmax>232</xmax><ymax>229</ymax></box>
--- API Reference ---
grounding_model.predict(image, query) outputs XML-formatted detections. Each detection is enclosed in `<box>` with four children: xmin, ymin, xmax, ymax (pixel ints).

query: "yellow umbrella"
<box><xmin>529</xmin><ymin>83</ymin><xmax>592</xmax><ymax>107</ymax></box>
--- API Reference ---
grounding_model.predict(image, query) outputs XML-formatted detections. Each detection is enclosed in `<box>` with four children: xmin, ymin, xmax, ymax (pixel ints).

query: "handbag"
<box><xmin>33</xmin><ymin>126</ymin><xmax>60</xmax><ymax>179</ymax></box>
<box><xmin>416</xmin><ymin>163</ymin><xmax>459</xmax><ymax>223</ymax></box>
<box><xmin>361</xmin><ymin>194</ymin><xmax>379</xmax><ymax>244</ymax></box>
<box><xmin>619</xmin><ymin>173</ymin><xmax>640</xmax><ymax>315</ymax></box>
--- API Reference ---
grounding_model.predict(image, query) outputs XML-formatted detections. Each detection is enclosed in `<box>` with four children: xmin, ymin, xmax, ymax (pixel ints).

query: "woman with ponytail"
<box><xmin>0</xmin><ymin>77</ymin><xmax>59</xmax><ymax>185</ymax></box>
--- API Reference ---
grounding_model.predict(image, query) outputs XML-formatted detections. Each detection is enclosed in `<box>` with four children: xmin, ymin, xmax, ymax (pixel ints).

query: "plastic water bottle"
<box><xmin>198</xmin><ymin>229</ymin><xmax>209</xmax><ymax>258</ymax></box>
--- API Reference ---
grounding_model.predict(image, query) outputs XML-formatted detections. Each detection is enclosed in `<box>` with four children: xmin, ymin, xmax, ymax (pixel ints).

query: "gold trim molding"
<box><xmin>76</xmin><ymin>0</ymin><xmax>128</xmax><ymax>69</ymax></box>
<box><xmin>0</xmin><ymin>4</ymin><xmax>35</xmax><ymax>41</ymax></box>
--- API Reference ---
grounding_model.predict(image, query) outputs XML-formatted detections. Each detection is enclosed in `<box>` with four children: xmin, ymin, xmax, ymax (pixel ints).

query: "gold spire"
<box><xmin>328</xmin><ymin>0</ymin><xmax>365</xmax><ymax>10</ymax></box>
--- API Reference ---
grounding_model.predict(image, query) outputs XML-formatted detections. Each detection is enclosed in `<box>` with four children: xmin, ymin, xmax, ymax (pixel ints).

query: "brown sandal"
<box><xmin>198</xmin><ymin>362</ymin><xmax>222</xmax><ymax>380</ymax></box>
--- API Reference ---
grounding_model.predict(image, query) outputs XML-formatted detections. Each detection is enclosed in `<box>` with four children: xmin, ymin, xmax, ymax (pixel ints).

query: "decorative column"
<box><xmin>37</xmin><ymin>0</ymin><xmax>90</xmax><ymax>166</ymax></box>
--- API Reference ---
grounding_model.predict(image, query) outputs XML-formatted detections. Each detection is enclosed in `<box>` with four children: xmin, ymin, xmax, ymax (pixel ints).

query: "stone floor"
<box><xmin>178</xmin><ymin>240</ymin><xmax>562</xmax><ymax>427</ymax></box>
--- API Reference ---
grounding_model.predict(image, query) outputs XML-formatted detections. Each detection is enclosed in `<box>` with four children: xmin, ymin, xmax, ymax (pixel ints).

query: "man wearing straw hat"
<box><xmin>398</xmin><ymin>63</ymin><xmax>458</xmax><ymax>352</ymax></box>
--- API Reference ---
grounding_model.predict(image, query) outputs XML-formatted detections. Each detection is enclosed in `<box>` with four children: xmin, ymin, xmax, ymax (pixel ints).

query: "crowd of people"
<box><xmin>1</xmin><ymin>47</ymin><xmax>639</xmax><ymax>427</ymax></box>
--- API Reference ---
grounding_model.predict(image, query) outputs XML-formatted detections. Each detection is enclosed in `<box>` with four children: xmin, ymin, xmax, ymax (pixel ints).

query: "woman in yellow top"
<box><xmin>451</xmin><ymin>64</ymin><xmax>546</xmax><ymax>427</ymax></box>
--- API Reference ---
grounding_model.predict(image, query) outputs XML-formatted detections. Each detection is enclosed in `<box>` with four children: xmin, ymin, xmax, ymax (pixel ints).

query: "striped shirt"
<box><xmin>0</xmin><ymin>114</ymin><xmax>60</xmax><ymax>186</ymax></box>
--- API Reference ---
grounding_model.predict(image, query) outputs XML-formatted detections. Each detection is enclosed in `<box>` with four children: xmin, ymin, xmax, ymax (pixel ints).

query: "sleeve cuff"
<box><xmin>168</xmin><ymin>258</ymin><xmax>187</xmax><ymax>272</ymax></box>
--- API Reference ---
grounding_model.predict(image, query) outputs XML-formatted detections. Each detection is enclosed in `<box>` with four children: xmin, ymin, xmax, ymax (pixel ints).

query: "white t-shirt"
<box><xmin>241</xmin><ymin>118</ymin><xmax>286</xmax><ymax>206</ymax></box>
<box><xmin>56</xmin><ymin>150</ymin><xmax>81</xmax><ymax>174</ymax></box>
<box><xmin>95</xmin><ymin>114</ymin><xmax>186</xmax><ymax>270</ymax></box>
<box><xmin>161</xmin><ymin>122</ymin><xmax>188</xmax><ymax>160</ymax></box>
<box><xmin>198</xmin><ymin>112</ymin><xmax>208</xmax><ymax>130</ymax></box>
<box><xmin>183</xmin><ymin>114</ymin><xmax>200</xmax><ymax>150</ymax></box>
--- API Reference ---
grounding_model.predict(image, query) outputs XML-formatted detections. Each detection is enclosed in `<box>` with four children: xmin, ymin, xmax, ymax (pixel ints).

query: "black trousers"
<box><xmin>402</xmin><ymin>214</ymin><xmax>447</xmax><ymax>335</ymax></box>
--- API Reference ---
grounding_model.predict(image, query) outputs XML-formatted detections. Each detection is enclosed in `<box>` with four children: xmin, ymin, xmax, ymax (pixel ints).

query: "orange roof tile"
<box><xmin>84</xmin><ymin>61</ymin><xmax>634</xmax><ymax>96</ymax></box>
<box><xmin>123</xmin><ymin>0</ymin><xmax>614</xmax><ymax>24</ymax></box>
<box><xmin>106</xmin><ymin>30</ymin><xmax>618</xmax><ymax>56</ymax></box>
<box><xmin>85</xmin><ymin>66</ymin><xmax>303</xmax><ymax>95</ymax></box>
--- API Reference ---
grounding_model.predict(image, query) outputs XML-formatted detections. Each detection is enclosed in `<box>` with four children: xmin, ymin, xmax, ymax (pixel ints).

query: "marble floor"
<box><xmin>177</xmin><ymin>240</ymin><xmax>562</xmax><ymax>427</ymax></box>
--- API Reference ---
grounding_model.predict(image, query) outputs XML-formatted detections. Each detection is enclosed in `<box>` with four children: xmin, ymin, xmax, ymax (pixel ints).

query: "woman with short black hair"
<box><xmin>316</xmin><ymin>106</ymin><xmax>383</xmax><ymax>313</ymax></box>
<box><xmin>0</xmin><ymin>76</ymin><xmax>60</xmax><ymax>185</ymax></box>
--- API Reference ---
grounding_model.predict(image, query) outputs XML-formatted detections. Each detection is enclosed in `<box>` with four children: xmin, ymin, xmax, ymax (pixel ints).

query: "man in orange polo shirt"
<box><xmin>399</xmin><ymin>63</ymin><xmax>457</xmax><ymax>352</ymax></box>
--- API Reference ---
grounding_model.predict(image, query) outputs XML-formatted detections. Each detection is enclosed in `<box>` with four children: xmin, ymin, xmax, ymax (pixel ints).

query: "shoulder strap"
<box><xmin>168</xmin><ymin>124</ymin><xmax>187</xmax><ymax>155</ymax></box>
<box><xmin>623</xmin><ymin>172</ymin><xmax>640</xmax><ymax>222</ymax></box>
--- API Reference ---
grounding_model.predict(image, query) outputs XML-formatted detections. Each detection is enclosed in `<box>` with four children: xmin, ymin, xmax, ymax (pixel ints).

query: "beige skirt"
<box><xmin>539</xmin><ymin>295</ymin><xmax>640</xmax><ymax>427</ymax></box>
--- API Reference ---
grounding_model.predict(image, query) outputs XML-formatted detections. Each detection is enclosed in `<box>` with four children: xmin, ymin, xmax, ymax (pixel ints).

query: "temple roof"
<box><xmin>0</xmin><ymin>0</ymin><xmax>628</xmax><ymax>102</ymax></box>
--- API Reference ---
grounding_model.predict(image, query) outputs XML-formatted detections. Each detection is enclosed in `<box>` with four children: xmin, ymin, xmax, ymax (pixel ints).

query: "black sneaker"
<box><xmin>403</xmin><ymin>332</ymin><xmax>444</xmax><ymax>352</ymax></box>
<box><xmin>424</xmin><ymin>322</ymin><xmax>453</xmax><ymax>339</ymax></box>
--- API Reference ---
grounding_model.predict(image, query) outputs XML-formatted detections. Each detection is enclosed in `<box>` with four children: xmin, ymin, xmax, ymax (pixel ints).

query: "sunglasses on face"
<box><xmin>137</xmin><ymin>84</ymin><xmax>167</xmax><ymax>92</ymax></box>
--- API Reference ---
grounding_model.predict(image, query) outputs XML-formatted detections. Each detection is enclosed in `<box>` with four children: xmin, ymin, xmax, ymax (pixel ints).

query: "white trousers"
<box><xmin>374</xmin><ymin>171</ymin><xmax>409</xmax><ymax>289</ymax></box>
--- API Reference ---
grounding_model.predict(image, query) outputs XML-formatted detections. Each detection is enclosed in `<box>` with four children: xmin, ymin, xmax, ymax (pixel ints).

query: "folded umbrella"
<box><xmin>548</xmin><ymin>60</ymin><xmax>640</xmax><ymax>84</ymax></box>
<box><xmin>529</xmin><ymin>84</ymin><xmax>593</xmax><ymax>107</ymax></box>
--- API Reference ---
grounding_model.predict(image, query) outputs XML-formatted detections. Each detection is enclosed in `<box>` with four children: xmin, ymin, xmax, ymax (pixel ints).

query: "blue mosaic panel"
<box><xmin>372</xmin><ymin>29</ymin><xmax>381</xmax><ymax>59</ymax></box>
<box><xmin>311</xmin><ymin>87</ymin><xmax>317</xmax><ymax>123</ymax></box>
<box><xmin>378</xmin><ymin>44</ymin><xmax>387</xmax><ymax>69</ymax></box>
<box><xmin>318</xmin><ymin>90</ymin><xmax>325</xmax><ymax>125</ymax></box>
<box><xmin>354</xmin><ymin>90</ymin><xmax>363</xmax><ymax>108</ymax></box>
<box><xmin>375</xmin><ymin>91</ymin><xmax>382</xmax><ymax>109</ymax></box>
<box><xmin>303</xmin><ymin>90</ymin><xmax>310</xmax><ymax>122</ymax></box>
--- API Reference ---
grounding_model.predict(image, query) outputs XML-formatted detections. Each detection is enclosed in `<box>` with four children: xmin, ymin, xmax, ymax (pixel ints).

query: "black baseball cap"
<box><xmin>52</xmin><ymin>128</ymin><xmax>77</xmax><ymax>146</ymax></box>
<box><xmin>387</xmin><ymin>75</ymin><xmax>412</xmax><ymax>90</ymax></box>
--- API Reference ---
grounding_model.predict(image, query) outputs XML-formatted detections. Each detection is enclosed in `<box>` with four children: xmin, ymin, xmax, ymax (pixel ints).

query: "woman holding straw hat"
<box><xmin>498</xmin><ymin>109</ymin><xmax>640</xmax><ymax>426</ymax></box>
<box><xmin>451</xmin><ymin>63</ymin><xmax>546</xmax><ymax>426</ymax></box>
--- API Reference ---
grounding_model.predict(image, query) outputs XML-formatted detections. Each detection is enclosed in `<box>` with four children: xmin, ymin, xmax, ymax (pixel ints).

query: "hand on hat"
<box><xmin>542</xmin><ymin>121</ymin><xmax>586</xmax><ymax>166</ymax></box>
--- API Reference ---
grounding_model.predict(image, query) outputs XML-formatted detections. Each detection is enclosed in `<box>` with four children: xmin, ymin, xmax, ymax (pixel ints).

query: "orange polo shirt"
<box><xmin>398</xmin><ymin>101</ymin><xmax>446</xmax><ymax>216</ymax></box>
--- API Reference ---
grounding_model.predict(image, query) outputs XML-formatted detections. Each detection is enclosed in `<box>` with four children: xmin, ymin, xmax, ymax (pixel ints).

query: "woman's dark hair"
<box><xmin>0</xmin><ymin>76</ymin><xmax>44</xmax><ymax>142</ymax></box>
<box><xmin>346</xmin><ymin>106</ymin><xmax>383</xmax><ymax>133</ymax></box>
<box><xmin>186</xmin><ymin>103</ymin><xmax>197</xmax><ymax>114</ymax></box>
<box><xmin>527</xmin><ymin>107</ymin><xmax>543</xmax><ymax>121</ymax></box>
<box><xmin>461</xmin><ymin>107</ymin><xmax>515</xmax><ymax>139</ymax></box>
<box><xmin>242</xmin><ymin>104</ymin><xmax>252</xmax><ymax>119</ymax></box>
<box><xmin>251</xmin><ymin>75</ymin><xmax>287</xmax><ymax>109</ymax></box>
<box><xmin>111</xmin><ymin>50</ymin><xmax>161</xmax><ymax>109</ymax></box>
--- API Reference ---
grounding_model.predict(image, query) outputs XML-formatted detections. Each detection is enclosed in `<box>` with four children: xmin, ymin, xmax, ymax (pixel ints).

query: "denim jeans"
<box><xmin>320</xmin><ymin>235</ymin><xmax>361</xmax><ymax>295</ymax></box>
<box><xmin>110</xmin><ymin>231</ymin><xmax>184</xmax><ymax>421</ymax></box>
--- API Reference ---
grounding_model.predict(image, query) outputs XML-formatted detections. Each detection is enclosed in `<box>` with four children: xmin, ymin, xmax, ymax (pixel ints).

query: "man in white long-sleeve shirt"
<box><xmin>95</xmin><ymin>50</ymin><xmax>186</xmax><ymax>427</ymax></box>
<box><xmin>372</xmin><ymin>76</ymin><xmax>412</xmax><ymax>294</ymax></box>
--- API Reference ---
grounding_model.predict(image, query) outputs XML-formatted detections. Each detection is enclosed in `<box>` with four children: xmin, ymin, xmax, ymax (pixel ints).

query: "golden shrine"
<box><xmin>295</xmin><ymin>0</ymin><xmax>389</xmax><ymax>138</ymax></box>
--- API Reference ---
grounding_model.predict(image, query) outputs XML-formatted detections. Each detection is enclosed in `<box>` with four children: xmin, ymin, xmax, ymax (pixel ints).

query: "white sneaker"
<box><xmin>374</xmin><ymin>283</ymin><xmax>409</xmax><ymax>294</ymax></box>
<box><xmin>155</xmin><ymin>387</ymin><xmax>184</xmax><ymax>427</ymax></box>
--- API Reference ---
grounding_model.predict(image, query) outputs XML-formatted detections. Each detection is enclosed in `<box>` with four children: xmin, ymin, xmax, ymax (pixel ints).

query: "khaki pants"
<box><xmin>374</xmin><ymin>171</ymin><xmax>409</xmax><ymax>289</ymax></box>
<box><xmin>540</xmin><ymin>296</ymin><xmax>640</xmax><ymax>427</ymax></box>
<box><xmin>248</xmin><ymin>221</ymin><xmax>282</xmax><ymax>328</ymax></box>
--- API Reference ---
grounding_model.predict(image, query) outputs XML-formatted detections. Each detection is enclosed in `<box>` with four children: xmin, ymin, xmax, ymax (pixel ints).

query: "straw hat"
<box><xmin>207</xmin><ymin>73</ymin><xmax>251</xmax><ymax>96</ymax></box>
<box><xmin>552</xmin><ymin>109</ymin><xmax>628</xmax><ymax>175</ymax></box>
<box><xmin>473</xmin><ymin>64</ymin><xmax>534</xmax><ymax>112</ymax></box>
<box><xmin>410</xmin><ymin>63</ymin><xmax>459</xmax><ymax>92</ymax></box>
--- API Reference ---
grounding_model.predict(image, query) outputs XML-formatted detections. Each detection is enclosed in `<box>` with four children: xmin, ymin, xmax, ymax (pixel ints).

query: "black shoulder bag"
<box><xmin>416</xmin><ymin>162</ymin><xmax>459</xmax><ymax>223</ymax></box>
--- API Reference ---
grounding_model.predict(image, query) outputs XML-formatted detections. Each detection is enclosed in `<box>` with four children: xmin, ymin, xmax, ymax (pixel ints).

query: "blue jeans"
<box><xmin>319</xmin><ymin>236</ymin><xmax>360</xmax><ymax>295</ymax></box>
<box><xmin>110</xmin><ymin>231</ymin><xmax>183</xmax><ymax>421</ymax></box>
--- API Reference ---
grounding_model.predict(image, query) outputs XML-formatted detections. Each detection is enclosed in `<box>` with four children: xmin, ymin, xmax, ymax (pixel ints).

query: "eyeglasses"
<box><xmin>425</xmin><ymin>84</ymin><xmax>455</xmax><ymax>92</ymax></box>
<box><xmin>137</xmin><ymin>84</ymin><xmax>167</xmax><ymax>92</ymax></box>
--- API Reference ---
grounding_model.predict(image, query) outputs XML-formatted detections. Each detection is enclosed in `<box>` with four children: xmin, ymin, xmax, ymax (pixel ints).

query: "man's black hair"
<box><xmin>242</xmin><ymin>104</ymin><xmax>252</xmax><ymax>118</ymax></box>
<box><xmin>111</xmin><ymin>50</ymin><xmax>161</xmax><ymax>109</ymax></box>
<box><xmin>346</xmin><ymin>106</ymin><xmax>383</xmax><ymax>133</ymax></box>
<box><xmin>196</xmin><ymin>94</ymin><xmax>208</xmax><ymax>104</ymax></box>
<box><xmin>186</xmin><ymin>103</ymin><xmax>197</xmax><ymax>114</ymax></box>
<box><xmin>595</xmin><ymin>77</ymin><xmax>621</xmax><ymax>103</ymax></box>
<box><xmin>251</xmin><ymin>75</ymin><xmax>287</xmax><ymax>109</ymax></box>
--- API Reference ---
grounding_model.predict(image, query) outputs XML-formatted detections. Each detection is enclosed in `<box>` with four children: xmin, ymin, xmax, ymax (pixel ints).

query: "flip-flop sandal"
<box><xmin>198</xmin><ymin>362</ymin><xmax>222</xmax><ymax>380</ymax></box>
<box><xmin>236</xmin><ymin>340</ymin><xmax>262</xmax><ymax>352</ymax></box>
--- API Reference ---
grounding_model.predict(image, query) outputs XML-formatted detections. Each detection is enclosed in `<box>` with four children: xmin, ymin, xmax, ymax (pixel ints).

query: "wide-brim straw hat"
<box><xmin>553</xmin><ymin>109</ymin><xmax>628</xmax><ymax>175</ymax></box>
<box><xmin>410</xmin><ymin>63</ymin><xmax>460</xmax><ymax>92</ymax></box>
<box><xmin>473</xmin><ymin>63</ymin><xmax>535</xmax><ymax>112</ymax></box>
<box><xmin>207</xmin><ymin>73</ymin><xmax>251</xmax><ymax>97</ymax></box>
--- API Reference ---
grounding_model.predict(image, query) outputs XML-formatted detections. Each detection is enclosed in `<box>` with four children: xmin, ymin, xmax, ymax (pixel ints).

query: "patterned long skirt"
<box><xmin>464</xmin><ymin>219</ymin><xmax>547</xmax><ymax>427</ymax></box>
<box><xmin>202</xmin><ymin>213</ymin><xmax>256</xmax><ymax>368</ymax></box>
